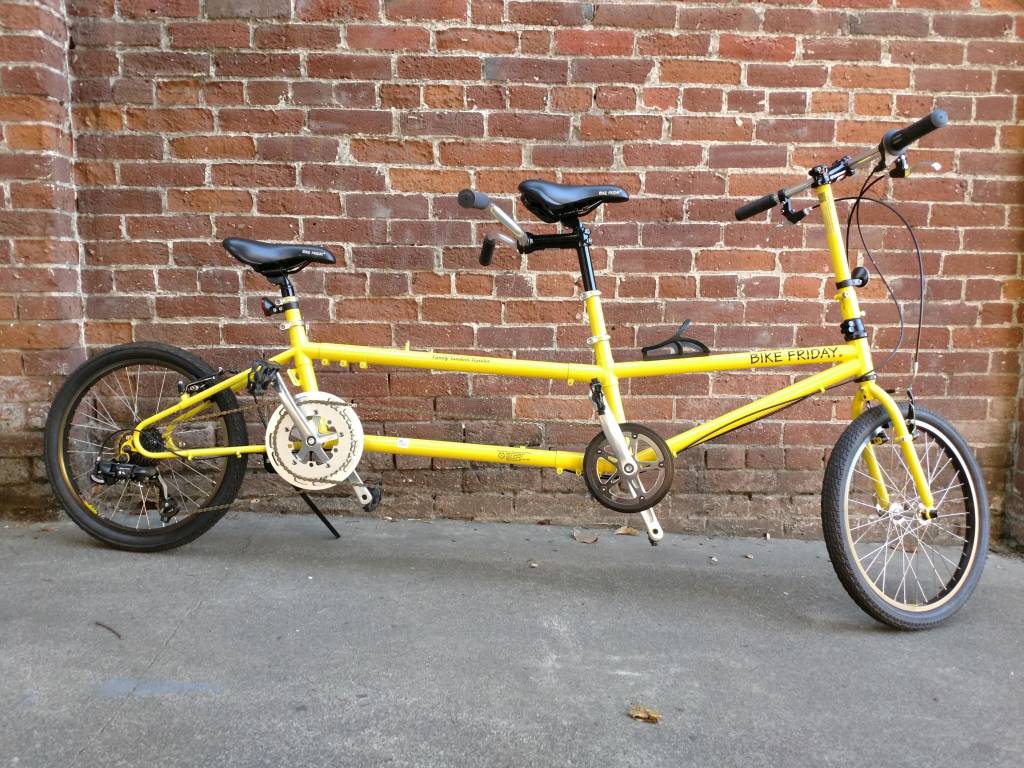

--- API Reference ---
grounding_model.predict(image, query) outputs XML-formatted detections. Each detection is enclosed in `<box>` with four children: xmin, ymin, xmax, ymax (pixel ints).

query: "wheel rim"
<box><xmin>57</xmin><ymin>360</ymin><xmax>234</xmax><ymax>534</ymax></box>
<box><xmin>843</xmin><ymin>418</ymin><xmax>980</xmax><ymax>612</ymax></box>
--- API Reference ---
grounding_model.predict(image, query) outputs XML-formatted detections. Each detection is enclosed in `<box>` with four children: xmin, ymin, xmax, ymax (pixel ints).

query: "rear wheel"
<box><xmin>44</xmin><ymin>342</ymin><xmax>248</xmax><ymax>551</ymax></box>
<box><xmin>822</xmin><ymin>404</ymin><xmax>988</xmax><ymax>629</ymax></box>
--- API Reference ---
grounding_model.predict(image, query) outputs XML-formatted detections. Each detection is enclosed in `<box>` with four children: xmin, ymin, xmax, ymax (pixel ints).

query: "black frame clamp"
<box><xmin>840</xmin><ymin>317</ymin><xmax>868</xmax><ymax>341</ymax></box>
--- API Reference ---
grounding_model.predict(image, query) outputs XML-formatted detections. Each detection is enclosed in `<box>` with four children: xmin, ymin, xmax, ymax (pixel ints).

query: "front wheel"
<box><xmin>821</xmin><ymin>404</ymin><xmax>988</xmax><ymax>629</ymax></box>
<box><xmin>44</xmin><ymin>342</ymin><xmax>249</xmax><ymax>552</ymax></box>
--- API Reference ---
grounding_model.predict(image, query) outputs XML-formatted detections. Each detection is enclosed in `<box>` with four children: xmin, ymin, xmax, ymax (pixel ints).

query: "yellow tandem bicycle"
<box><xmin>44</xmin><ymin>111</ymin><xmax>987</xmax><ymax>629</ymax></box>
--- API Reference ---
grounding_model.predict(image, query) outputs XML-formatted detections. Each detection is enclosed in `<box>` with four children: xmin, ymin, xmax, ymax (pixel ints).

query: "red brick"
<box><xmin>571</xmin><ymin>58</ymin><xmax>652</xmax><ymax>84</ymax></box>
<box><xmin>348</xmin><ymin>25</ymin><xmax>429</xmax><ymax>51</ymax></box>
<box><xmin>489</xmin><ymin>113</ymin><xmax>569</xmax><ymax>140</ymax></box>
<box><xmin>122</xmin><ymin>51</ymin><xmax>208</xmax><ymax>76</ymax></box>
<box><xmin>509</xmin><ymin>1</ymin><xmax>590</xmax><ymax>26</ymax></box>
<box><xmin>554</xmin><ymin>29</ymin><xmax>635</xmax><ymax>56</ymax></box>
<box><xmin>581</xmin><ymin>115</ymin><xmax>662</xmax><ymax>141</ymax></box>
<box><xmin>168</xmin><ymin>189</ymin><xmax>253</xmax><ymax>213</ymax></box>
<box><xmin>125</xmin><ymin>107</ymin><xmax>213</xmax><ymax>132</ymax></box>
<box><xmin>591</xmin><ymin>3</ymin><xmax>675</xmax><ymax>28</ymax></box>
<box><xmin>384</xmin><ymin>0</ymin><xmax>465</xmax><ymax>21</ymax></box>
<box><xmin>257</xmin><ymin>136</ymin><xmax>338</xmax><ymax>161</ymax></box>
<box><xmin>170</xmin><ymin>135</ymin><xmax>256</xmax><ymax>159</ymax></box>
<box><xmin>720</xmin><ymin>35</ymin><xmax>796</xmax><ymax>62</ymax></box>
<box><xmin>832</xmin><ymin>65</ymin><xmax>910</xmax><ymax>90</ymax></box>
<box><xmin>933</xmin><ymin>13</ymin><xmax>1014</xmax><ymax>38</ymax></box>
<box><xmin>307</xmin><ymin>109</ymin><xmax>392</xmax><ymax>135</ymax></box>
<box><xmin>257</xmin><ymin>190</ymin><xmax>341</xmax><ymax>216</ymax></box>
<box><xmin>398</xmin><ymin>56</ymin><xmax>481</xmax><ymax>81</ymax></box>
<box><xmin>402</xmin><ymin>111</ymin><xmax>485</xmax><ymax>138</ymax></box>
<box><xmin>307</xmin><ymin>54</ymin><xmax>391</xmax><ymax>79</ymax></box>
<box><xmin>352</xmin><ymin>139</ymin><xmax>434</xmax><ymax>165</ymax></box>
<box><xmin>439</xmin><ymin>141</ymin><xmax>521</xmax><ymax>167</ymax></box>
<box><xmin>168</xmin><ymin>21</ymin><xmax>249</xmax><ymax>48</ymax></box>
<box><xmin>637</xmin><ymin>34</ymin><xmax>710</xmax><ymax>57</ymax></box>
<box><xmin>206</xmin><ymin>0</ymin><xmax>289</xmax><ymax>17</ymax></box>
<box><xmin>483</xmin><ymin>57</ymin><xmax>567</xmax><ymax>84</ymax></box>
<box><xmin>78</xmin><ymin>189</ymin><xmax>162</xmax><ymax>214</ymax></box>
<box><xmin>254</xmin><ymin>24</ymin><xmax>340</xmax><ymax>49</ymax></box>
<box><xmin>215</xmin><ymin>53</ymin><xmax>300</xmax><ymax>77</ymax></box>
<box><xmin>661</xmin><ymin>59</ymin><xmax>740</xmax><ymax>84</ymax></box>
<box><xmin>914</xmin><ymin>68</ymin><xmax>992</xmax><ymax>93</ymax></box>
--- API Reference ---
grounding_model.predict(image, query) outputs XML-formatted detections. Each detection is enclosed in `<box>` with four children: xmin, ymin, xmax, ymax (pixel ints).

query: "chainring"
<box><xmin>264</xmin><ymin>392</ymin><xmax>364</xmax><ymax>491</ymax></box>
<box><xmin>582</xmin><ymin>422</ymin><xmax>674</xmax><ymax>513</ymax></box>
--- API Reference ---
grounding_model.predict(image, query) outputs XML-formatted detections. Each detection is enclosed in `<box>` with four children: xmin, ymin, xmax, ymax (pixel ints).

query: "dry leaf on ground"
<box><xmin>628</xmin><ymin>704</ymin><xmax>662</xmax><ymax>724</ymax></box>
<box><xmin>572</xmin><ymin>529</ymin><xmax>599</xmax><ymax>544</ymax></box>
<box><xmin>615</xmin><ymin>525</ymin><xmax>640</xmax><ymax>536</ymax></box>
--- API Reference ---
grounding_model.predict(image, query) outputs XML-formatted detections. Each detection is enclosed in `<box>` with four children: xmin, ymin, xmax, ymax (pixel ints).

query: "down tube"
<box><xmin>665</xmin><ymin>360</ymin><xmax>862</xmax><ymax>454</ymax></box>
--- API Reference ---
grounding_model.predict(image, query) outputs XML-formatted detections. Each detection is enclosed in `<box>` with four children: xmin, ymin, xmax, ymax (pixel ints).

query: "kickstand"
<box><xmin>298</xmin><ymin>491</ymin><xmax>340</xmax><ymax>539</ymax></box>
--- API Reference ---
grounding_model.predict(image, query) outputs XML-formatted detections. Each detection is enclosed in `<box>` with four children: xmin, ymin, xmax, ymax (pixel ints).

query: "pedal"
<box><xmin>247</xmin><ymin>360</ymin><xmax>281</xmax><ymax>395</ymax></box>
<box><xmin>639</xmin><ymin>506</ymin><xmax>664</xmax><ymax>546</ymax></box>
<box><xmin>350</xmin><ymin>471</ymin><xmax>382</xmax><ymax>512</ymax></box>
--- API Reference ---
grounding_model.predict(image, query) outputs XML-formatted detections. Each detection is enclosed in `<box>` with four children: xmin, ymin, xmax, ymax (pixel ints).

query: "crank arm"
<box><xmin>349</xmin><ymin>470</ymin><xmax>374</xmax><ymax>507</ymax></box>
<box><xmin>597</xmin><ymin>409</ymin><xmax>641</xmax><ymax>492</ymax></box>
<box><xmin>272</xmin><ymin>372</ymin><xmax>337</xmax><ymax>464</ymax></box>
<box><xmin>639</xmin><ymin>507</ymin><xmax>664</xmax><ymax>545</ymax></box>
<box><xmin>273</xmin><ymin>372</ymin><xmax>316</xmax><ymax>441</ymax></box>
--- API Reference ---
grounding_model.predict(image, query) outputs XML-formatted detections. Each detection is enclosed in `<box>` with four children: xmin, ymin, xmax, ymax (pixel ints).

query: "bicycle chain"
<box><xmin>148</xmin><ymin>391</ymin><xmax>378</xmax><ymax>518</ymax></box>
<box><xmin>121</xmin><ymin>391</ymin><xmax>299</xmax><ymax>518</ymax></box>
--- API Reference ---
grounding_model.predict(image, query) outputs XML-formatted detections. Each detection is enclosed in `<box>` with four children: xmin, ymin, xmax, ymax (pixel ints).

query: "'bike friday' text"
<box><xmin>748</xmin><ymin>347</ymin><xmax>840</xmax><ymax>366</ymax></box>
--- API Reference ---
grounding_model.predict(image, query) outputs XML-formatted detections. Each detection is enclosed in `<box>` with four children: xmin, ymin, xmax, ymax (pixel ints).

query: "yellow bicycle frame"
<box><xmin>131</xmin><ymin>184</ymin><xmax>935</xmax><ymax>509</ymax></box>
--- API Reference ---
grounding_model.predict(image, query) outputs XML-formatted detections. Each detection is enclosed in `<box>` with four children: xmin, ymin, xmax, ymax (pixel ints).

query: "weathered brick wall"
<box><xmin>1008</xmin><ymin>383</ymin><xmax>1024</xmax><ymax>547</ymax></box>
<box><xmin>0</xmin><ymin>0</ymin><xmax>79</xmax><ymax>511</ymax></box>
<box><xmin>1</xmin><ymin>1</ymin><xmax>1022</xmax><ymax>542</ymax></box>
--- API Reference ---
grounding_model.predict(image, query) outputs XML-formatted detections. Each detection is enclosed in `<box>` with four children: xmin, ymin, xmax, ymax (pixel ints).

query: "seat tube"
<box><xmin>583</xmin><ymin>291</ymin><xmax>624</xmax><ymax>422</ymax></box>
<box><xmin>277</xmin><ymin>279</ymin><xmax>318</xmax><ymax>392</ymax></box>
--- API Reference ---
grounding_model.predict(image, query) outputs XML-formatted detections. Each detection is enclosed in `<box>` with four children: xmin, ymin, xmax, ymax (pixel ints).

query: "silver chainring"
<box><xmin>264</xmin><ymin>392</ymin><xmax>364</xmax><ymax>491</ymax></box>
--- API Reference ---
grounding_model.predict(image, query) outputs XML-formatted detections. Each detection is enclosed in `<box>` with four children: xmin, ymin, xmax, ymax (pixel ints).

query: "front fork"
<box><xmin>854</xmin><ymin>382</ymin><xmax>935</xmax><ymax>513</ymax></box>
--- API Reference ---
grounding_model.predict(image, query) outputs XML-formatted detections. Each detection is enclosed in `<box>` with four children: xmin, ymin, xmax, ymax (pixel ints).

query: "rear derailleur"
<box><xmin>90</xmin><ymin>460</ymin><xmax>181</xmax><ymax>523</ymax></box>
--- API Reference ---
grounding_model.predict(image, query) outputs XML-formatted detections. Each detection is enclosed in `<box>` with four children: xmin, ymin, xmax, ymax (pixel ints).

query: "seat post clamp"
<box><xmin>587</xmin><ymin>333</ymin><xmax>611</xmax><ymax>346</ymax></box>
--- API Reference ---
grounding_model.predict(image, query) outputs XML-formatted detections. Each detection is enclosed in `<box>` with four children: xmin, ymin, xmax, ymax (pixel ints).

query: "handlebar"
<box><xmin>734</xmin><ymin>109</ymin><xmax>948</xmax><ymax>221</ymax></box>
<box><xmin>458</xmin><ymin>187</ymin><xmax>530</xmax><ymax>264</ymax></box>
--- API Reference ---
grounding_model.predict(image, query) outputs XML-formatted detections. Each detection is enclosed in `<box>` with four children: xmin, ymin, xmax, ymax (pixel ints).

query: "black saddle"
<box><xmin>222</xmin><ymin>238</ymin><xmax>335</xmax><ymax>276</ymax></box>
<box><xmin>518</xmin><ymin>179</ymin><xmax>629</xmax><ymax>224</ymax></box>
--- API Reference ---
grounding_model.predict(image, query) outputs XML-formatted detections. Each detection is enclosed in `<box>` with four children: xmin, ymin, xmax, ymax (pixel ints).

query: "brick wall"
<box><xmin>0</xmin><ymin>0</ymin><xmax>79</xmax><ymax>510</ymax></box>
<box><xmin>1</xmin><ymin>1</ymin><xmax>1022</xmax><ymax>543</ymax></box>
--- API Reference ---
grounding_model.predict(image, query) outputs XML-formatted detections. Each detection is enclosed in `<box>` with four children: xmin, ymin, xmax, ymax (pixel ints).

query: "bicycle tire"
<box><xmin>44</xmin><ymin>342</ymin><xmax>248</xmax><ymax>552</ymax></box>
<box><xmin>821</xmin><ymin>404</ymin><xmax>988</xmax><ymax>629</ymax></box>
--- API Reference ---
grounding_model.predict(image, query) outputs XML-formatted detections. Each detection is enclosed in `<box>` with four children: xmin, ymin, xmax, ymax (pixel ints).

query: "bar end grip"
<box><xmin>882</xmin><ymin>109</ymin><xmax>948</xmax><ymax>155</ymax></box>
<box><xmin>458</xmin><ymin>189</ymin><xmax>493</xmax><ymax>210</ymax></box>
<box><xmin>734</xmin><ymin>191</ymin><xmax>779</xmax><ymax>221</ymax></box>
<box><xmin>479</xmin><ymin>235</ymin><xmax>496</xmax><ymax>266</ymax></box>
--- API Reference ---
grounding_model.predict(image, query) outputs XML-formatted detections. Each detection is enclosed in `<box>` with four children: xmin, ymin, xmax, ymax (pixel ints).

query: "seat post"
<box><xmin>568</xmin><ymin>217</ymin><xmax>597</xmax><ymax>293</ymax></box>
<box><xmin>267</xmin><ymin>273</ymin><xmax>317</xmax><ymax>392</ymax></box>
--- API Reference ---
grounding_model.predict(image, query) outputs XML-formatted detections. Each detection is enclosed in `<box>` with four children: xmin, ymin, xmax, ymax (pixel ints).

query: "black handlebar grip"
<box><xmin>458</xmin><ymin>189</ymin><xmax>493</xmax><ymax>210</ymax></box>
<box><xmin>734</xmin><ymin>191</ymin><xmax>779</xmax><ymax>221</ymax></box>
<box><xmin>479</xmin><ymin>235</ymin><xmax>496</xmax><ymax>266</ymax></box>
<box><xmin>881</xmin><ymin>109</ymin><xmax>948</xmax><ymax>155</ymax></box>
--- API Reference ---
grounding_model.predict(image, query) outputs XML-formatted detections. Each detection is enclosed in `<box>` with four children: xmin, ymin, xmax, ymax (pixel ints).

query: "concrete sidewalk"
<box><xmin>1</xmin><ymin>513</ymin><xmax>1022</xmax><ymax>768</ymax></box>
